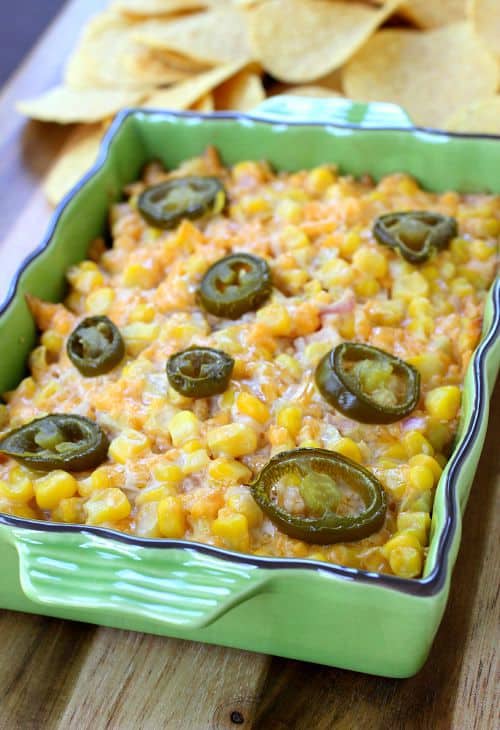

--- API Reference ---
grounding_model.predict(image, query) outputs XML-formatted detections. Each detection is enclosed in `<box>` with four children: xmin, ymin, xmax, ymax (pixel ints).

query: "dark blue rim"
<box><xmin>0</xmin><ymin>108</ymin><xmax>499</xmax><ymax>599</ymax></box>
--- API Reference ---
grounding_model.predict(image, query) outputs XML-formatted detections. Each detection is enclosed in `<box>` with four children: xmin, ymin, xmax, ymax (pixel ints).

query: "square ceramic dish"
<box><xmin>0</xmin><ymin>99</ymin><xmax>498</xmax><ymax>678</ymax></box>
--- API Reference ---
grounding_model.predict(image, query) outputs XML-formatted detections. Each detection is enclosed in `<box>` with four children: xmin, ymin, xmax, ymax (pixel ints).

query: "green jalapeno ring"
<box><xmin>0</xmin><ymin>414</ymin><xmax>109</xmax><ymax>472</ymax></box>
<box><xmin>138</xmin><ymin>176</ymin><xmax>226</xmax><ymax>230</ymax></box>
<box><xmin>373</xmin><ymin>211</ymin><xmax>458</xmax><ymax>263</ymax></box>
<box><xmin>67</xmin><ymin>316</ymin><xmax>125</xmax><ymax>377</ymax></box>
<box><xmin>198</xmin><ymin>252</ymin><xmax>272</xmax><ymax>319</ymax></box>
<box><xmin>251</xmin><ymin>448</ymin><xmax>387</xmax><ymax>545</ymax></box>
<box><xmin>167</xmin><ymin>346</ymin><xmax>234</xmax><ymax>398</ymax></box>
<box><xmin>315</xmin><ymin>342</ymin><xmax>420</xmax><ymax>424</ymax></box>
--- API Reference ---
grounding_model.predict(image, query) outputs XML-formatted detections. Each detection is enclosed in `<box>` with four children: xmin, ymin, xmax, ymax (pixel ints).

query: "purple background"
<box><xmin>0</xmin><ymin>1</ymin><xmax>65</xmax><ymax>86</ymax></box>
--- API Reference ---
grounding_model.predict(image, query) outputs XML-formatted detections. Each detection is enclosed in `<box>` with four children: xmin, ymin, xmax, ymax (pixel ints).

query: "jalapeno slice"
<box><xmin>167</xmin><ymin>346</ymin><xmax>234</xmax><ymax>398</ymax></box>
<box><xmin>137</xmin><ymin>176</ymin><xmax>226</xmax><ymax>229</ymax></box>
<box><xmin>251</xmin><ymin>448</ymin><xmax>386</xmax><ymax>544</ymax></box>
<box><xmin>67</xmin><ymin>316</ymin><xmax>125</xmax><ymax>377</ymax></box>
<box><xmin>315</xmin><ymin>342</ymin><xmax>420</xmax><ymax>424</ymax></box>
<box><xmin>198</xmin><ymin>253</ymin><xmax>272</xmax><ymax>319</ymax></box>
<box><xmin>0</xmin><ymin>414</ymin><xmax>109</xmax><ymax>472</ymax></box>
<box><xmin>373</xmin><ymin>211</ymin><xmax>457</xmax><ymax>263</ymax></box>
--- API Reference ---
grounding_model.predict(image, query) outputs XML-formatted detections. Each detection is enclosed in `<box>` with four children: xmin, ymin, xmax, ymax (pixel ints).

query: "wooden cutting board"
<box><xmin>0</xmin><ymin>2</ymin><xmax>498</xmax><ymax>728</ymax></box>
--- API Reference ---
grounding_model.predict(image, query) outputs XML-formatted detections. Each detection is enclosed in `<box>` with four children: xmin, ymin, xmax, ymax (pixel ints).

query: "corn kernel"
<box><xmin>280</xmin><ymin>268</ymin><xmax>309</xmax><ymax>294</ymax></box>
<box><xmin>0</xmin><ymin>475</ymin><xmax>34</xmax><ymax>503</ymax></box>
<box><xmin>280</xmin><ymin>225</ymin><xmax>310</xmax><ymax>251</ymax></box>
<box><xmin>136</xmin><ymin>484</ymin><xmax>177</xmax><ymax>505</ymax></box>
<box><xmin>40</xmin><ymin>329</ymin><xmax>63</xmax><ymax>353</ymax></box>
<box><xmin>68</xmin><ymin>262</ymin><xmax>104</xmax><ymax>294</ymax></box>
<box><xmin>407</xmin><ymin>353</ymin><xmax>446</xmax><ymax>383</ymax></box>
<box><xmin>136</xmin><ymin>502</ymin><xmax>161</xmax><ymax>537</ymax></box>
<box><xmin>158</xmin><ymin>495</ymin><xmax>186</xmax><ymax>538</ymax></box>
<box><xmin>339</xmin><ymin>230</ymin><xmax>361</xmax><ymax>258</ymax></box>
<box><xmin>306</xmin><ymin>166</ymin><xmax>336</xmax><ymax>195</ymax></box>
<box><xmin>168</xmin><ymin>411</ymin><xmax>201</xmax><ymax>447</ymax></box>
<box><xmin>129</xmin><ymin>302</ymin><xmax>156</xmax><ymax>323</ymax></box>
<box><xmin>121</xmin><ymin>322</ymin><xmax>160</xmax><ymax>356</ymax></box>
<box><xmin>181</xmin><ymin>448</ymin><xmax>209</xmax><ymax>475</ymax></box>
<box><xmin>35</xmin><ymin>470</ymin><xmax>78</xmax><ymax>510</ymax></box>
<box><xmin>408</xmin><ymin>454</ymin><xmax>442</xmax><ymax>482</ymax></box>
<box><xmin>407</xmin><ymin>297</ymin><xmax>432</xmax><ymax>318</ymax></box>
<box><xmin>425</xmin><ymin>386</ymin><xmax>461</xmax><ymax>421</ymax></box>
<box><xmin>426</xmin><ymin>418</ymin><xmax>451</xmax><ymax>451</ymax></box>
<box><xmin>190</xmin><ymin>491</ymin><xmax>224</xmax><ymax>521</ymax></box>
<box><xmin>381</xmin><ymin>444</ymin><xmax>406</xmax><ymax>462</ymax></box>
<box><xmin>408</xmin><ymin>464</ymin><xmax>435</xmax><ymax>491</ymax></box>
<box><xmin>85</xmin><ymin>488</ymin><xmax>131</xmax><ymax>525</ymax></box>
<box><xmin>123</xmin><ymin>262</ymin><xmax>159</xmax><ymax>289</ymax></box>
<box><xmin>397</xmin><ymin>512</ymin><xmax>431</xmax><ymax>545</ymax></box>
<box><xmin>241</xmin><ymin>196</ymin><xmax>270</xmax><ymax>216</ymax></box>
<box><xmin>292</xmin><ymin>541</ymin><xmax>309</xmax><ymax>558</ymax></box>
<box><xmin>293</xmin><ymin>302</ymin><xmax>320</xmax><ymax>336</ymax></box>
<box><xmin>236</xmin><ymin>391</ymin><xmax>270</xmax><ymax>424</ymax></box>
<box><xmin>226</xmin><ymin>491</ymin><xmax>263</xmax><ymax>528</ymax></box>
<box><xmin>450</xmin><ymin>238</ymin><xmax>469</xmax><ymax>263</ymax></box>
<box><xmin>482</xmin><ymin>218</ymin><xmax>500</xmax><ymax>236</ymax></box>
<box><xmin>85</xmin><ymin>287</ymin><xmax>115</xmax><ymax>315</ymax></box>
<box><xmin>308</xmin><ymin>551</ymin><xmax>327</xmax><ymax>562</ymax></box>
<box><xmin>212</xmin><ymin>509</ymin><xmax>250</xmax><ymax>552</ymax></box>
<box><xmin>167</xmin><ymin>387</ymin><xmax>192</xmax><ymax>408</ymax></box>
<box><xmin>208</xmin><ymin>457</ymin><xmax>252</xmax><ymax>485</ymax></box>
<box><xmin>382</xmin><ymin>532</ymin><xmax>423</xmax><ymax>578</ymax></box>
<box><xmin>299</xmin><ymin>439</ymin><xmax>321</xmax><ymax>449</ymax></box>
<box><xmin>207</xmin><ymin>423</ymin><xmax>257</xmax><ymax>458</ymax></box>
<box><xmin>332</xmin><ymin>437</ymin><xmax>362</xmax><ymax>463</ymax></box>
<box><xmin>0</xmin><ymin>499</ymin><xmax>38</xmax><ymax>519</ymax></box>
<box><xmin>355</xmin><ymin>276</ymin><xmax>380</xmax><ymax>297</ymax></box>
<box><xmin>352</xmin><ymin>247</ymin><xmax>387</xmax><ymax>278</ymax></box>
<box><xmin>256</xmin><ymin>303</ymin><xmax>292</xmax><ymax>336</ymax></box>
<box><xmin>304</xmin><ymin>341</ymin><xmax>331</xmax><ymax>365</ymax></box>
<box><xmin>109</xmin><ymin>429</ymin><xmax>150</xmax><ymax>464</ymax></box>
<box><xmin>276</xmin><ymin>199</ymin><xmax>303</xmax><ymax>224</ymax></box>
<box><xmin>183</xmin><ymin>439</ymin><xmax>205</xmax><ymax>453</ymax></box>
<box><xmin>367</xmin><ymin>300</ymin><xmax>405</xmax><ymax>326</ymax></box>
<box><xmin>52</xmin><ymin>497</ymin><xmax>85</xmax><ymax>523</ymax></box>
<box><xmin>451</xmin><ymin>277</ymin><xmax>474</xmax><ymax>297</ymax></box>
<box><xmin>0</xmin><ymin>404</ymin><xmax>8</xmax><ymax>428</ymax></box>
<box><xmin>150</xmin><ymin>464</ymin><xmax>182</xmax><ymax>486</ymax></box>
<box><xmin>275</xmin><ymin>354</ymin><xmax>302</xmax><ymax>379</ymax></box>
<box><xmin>277</xmin><ymin>405</ymin><xmax>303</xmax><ymax>438</ymax></box>
<box><xmin>392</xmin><ymin>272</ymin><xmax>429</xmax><ymax>300</ymax></box>
<box><xmin>402</xmin><ymin>431</ymin><xmax>434</xmax><ymax>457</ymax></box>
<box><xmin>318</xmin><ymin>258</ymin><xmax>353</xmax><ymax>288</ymax></box>
<box><xmin>17</xmin><ymin>377</ymin><xmax>36</xmax><ymax>399</ymax></box>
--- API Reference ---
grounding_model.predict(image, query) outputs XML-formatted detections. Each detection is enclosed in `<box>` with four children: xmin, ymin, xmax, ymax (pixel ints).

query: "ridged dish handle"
<box><xmin>251</xmin><ymin>96</ymin><xmax>414</xmax><ymax>128</ymax></box>
<box><xmin>7</xmin><ymin>527</ymin><xmax>272</xmax><ymax>629</ymax></box>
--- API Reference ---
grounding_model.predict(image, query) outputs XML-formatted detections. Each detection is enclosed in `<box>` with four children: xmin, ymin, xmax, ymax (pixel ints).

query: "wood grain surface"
<box><xmin>0</xmin><ymin>2</ymin><xmax>498</xmax><ymax>728</ymax></box>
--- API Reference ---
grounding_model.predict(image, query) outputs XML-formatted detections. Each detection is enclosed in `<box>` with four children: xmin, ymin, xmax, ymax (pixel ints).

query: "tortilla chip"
<box><xmin>469</xmin><ymin>0</ymin><xmax>500</xmax><ymax>56</ymax></box>
<box><xmin>112</xmin><ymin>0</ymin><xmax>208</xmax><ymax>17</ymax></box>
<box><xmin>133</xmin><ymin>7</ymin><xmax>252</xmax><ymax>65</ymax></box>
<box><xmin>190</xmin><ymin>93</ymin><xmax>215</xmax><ymax>112</ymax></box>
<box><xmin>214</xmin><ymin>71</ymin><xmax>265</xmax><ymax>110</ymax></box>
<box><xmin>342</xmin><ymin>23</ymin><xmax>499</xmax><ymax>128</ymax></box>
<box><xmin>445</xmin><ymin>97</ymin><xmax>500</xmax><ymax>133</ymax></box>
<box><xmin>17</xmin><ymin>85</ymin><xmax>145</xmax><ymax>123</ymax></box>
<box><xmin>399</xmin><ymin>0</ymin><xmax>466</xmax><ymax>29</ymax></box>
<box><xmin>277</xmin><ymin>86</ymin><xmax>343</xmax><ymax>98</ymax></box>
<box><xmin>65</xmin><ymin>12</ymin><xmax>192</xmax><ymax>90</ymax></box>
<box><xmin>143</xmin><ymin>61</ymin><xmax>248</xmax><ymax>109</ymax></box>
<box><xmin>247</xmin><ymin>0</ymin><xmax>400</xmax><ymax>83</ymax></box>
<box><xmin>43</xmin><ymin>124</ymin><xmax>104</xmax><ymax>205</ymax></box>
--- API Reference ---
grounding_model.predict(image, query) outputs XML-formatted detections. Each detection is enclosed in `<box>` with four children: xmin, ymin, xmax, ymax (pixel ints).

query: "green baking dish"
<box><xmin>0</xmin><ymin>99</ymin><xmax>498</xmax><ymax>678</ymax></box>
